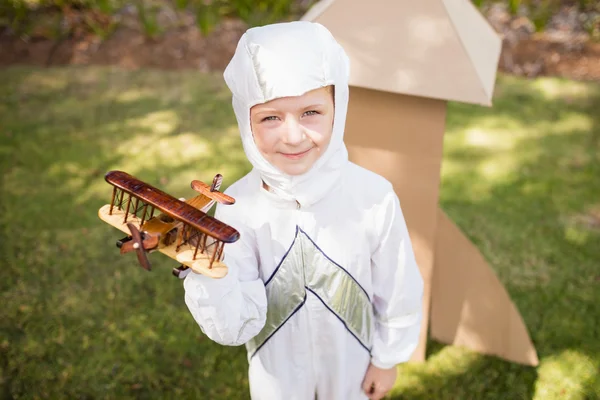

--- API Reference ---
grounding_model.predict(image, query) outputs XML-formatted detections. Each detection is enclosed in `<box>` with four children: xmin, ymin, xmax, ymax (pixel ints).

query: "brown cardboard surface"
<box><xmin>302</xmin><ymin>0</ymin><xmax>502</xmax><ymax>106</ymax></box>
<box><xmin>345</xmin><ymin>88</ymin><xmax>538</xmax><ymax>366</ymax></box>
<box><xmin>431</xmin><ymin>209</ymin><xmax>539</xmax><ymax>366</ymax></box>
<box><xmin>346</xmin><ymin>87</ymin><xmax>447</xmax><ymax>361</ymax></box>
<box><xmin>441</xmin><ymin>0</ymin><xmax>501</xmax><ymax>101</ymax></box>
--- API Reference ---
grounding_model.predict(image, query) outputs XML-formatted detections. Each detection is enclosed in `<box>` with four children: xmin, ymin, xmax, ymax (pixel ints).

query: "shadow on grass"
<box><xmin>1</xmin><ymin>68</ymin><xmax>599</xmax><ymax>399</ymax></box>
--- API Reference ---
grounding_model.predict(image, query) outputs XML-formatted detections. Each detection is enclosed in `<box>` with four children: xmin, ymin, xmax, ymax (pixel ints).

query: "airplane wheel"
<box><xmin>173</xmin><ymin>265</ymin><xmax>191</xmax><ymax>279</ymax></box>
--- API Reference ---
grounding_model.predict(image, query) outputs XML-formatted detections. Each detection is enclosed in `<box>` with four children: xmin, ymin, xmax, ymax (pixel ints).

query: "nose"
<box><xmin>282</xmin><ymin>117</ymin><xmax>305</xmax><ymax>145</ymax></box>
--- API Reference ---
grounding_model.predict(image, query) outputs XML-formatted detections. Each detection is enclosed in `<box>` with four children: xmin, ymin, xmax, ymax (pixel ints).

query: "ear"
<box><xmin>328</xmin><ymin>85</ymin><xmax>335</xmax><ymax>104</ymax></box>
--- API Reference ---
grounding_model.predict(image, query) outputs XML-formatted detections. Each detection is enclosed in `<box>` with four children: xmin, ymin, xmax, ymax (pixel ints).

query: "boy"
<box><xmin>184</xmin><ymin>21</ymin><xmax>424</xmax><ymax>400</ymax></box>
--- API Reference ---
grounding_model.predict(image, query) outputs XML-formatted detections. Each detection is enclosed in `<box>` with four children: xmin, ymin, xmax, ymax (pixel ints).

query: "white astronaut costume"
<box><xmin>184</xmin><ymin>21</ymin><xmax>424</xmax><ymax>400</ymax></box>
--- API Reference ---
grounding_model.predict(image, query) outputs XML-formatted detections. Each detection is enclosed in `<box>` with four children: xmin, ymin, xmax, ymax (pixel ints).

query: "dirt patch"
<box><xmin>487</xmin><ymin>3</ymin><xmax>600</xmax><ymax>80</ymax></box>
<box><xmin>498</xmin><ymin>36</ymin><xmax>600</xmax><ymax>80</ymax></box>
<box><xmin>0</xmin><ymin>14</ymin><xmax>247</xmax><ymax>72</ymax></box>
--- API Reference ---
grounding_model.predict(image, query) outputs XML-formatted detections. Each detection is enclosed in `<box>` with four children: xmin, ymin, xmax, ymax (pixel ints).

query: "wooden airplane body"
<box><xmin>98</xmin><ymin>171</ymin><xmax>238</xmax><ymax>279</ymax></box>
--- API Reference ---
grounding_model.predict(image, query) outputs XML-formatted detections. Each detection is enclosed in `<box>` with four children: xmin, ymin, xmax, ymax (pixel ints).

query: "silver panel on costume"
<box><xmin>247</xmin><ymin>228</ymin><xmax>373</xmax><ymax>356</ymax></box>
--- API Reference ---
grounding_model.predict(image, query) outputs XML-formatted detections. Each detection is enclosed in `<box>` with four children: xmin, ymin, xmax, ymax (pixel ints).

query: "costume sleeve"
<box><xmin>183</xmin><ymin>202</ymin><xmax>267</xmax><ymax>346</ymax></box>
<box><xmin>370</xmin><ymin>189</ymin><xmax>424</xmax><ymax>369</ymax></box>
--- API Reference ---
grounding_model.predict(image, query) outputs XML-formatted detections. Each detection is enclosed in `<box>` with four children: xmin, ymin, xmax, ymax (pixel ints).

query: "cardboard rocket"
<box><xmin>302</xmin><ymin>0</ymin><xmax>539</xmax><ymax>366</ymax></box>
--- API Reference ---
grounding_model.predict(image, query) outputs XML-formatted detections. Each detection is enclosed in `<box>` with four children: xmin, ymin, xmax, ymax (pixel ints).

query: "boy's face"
<box><xmin>250</xmin><ymin>86</ymin><xmax>334</xmax><ymax>176</ymax></box>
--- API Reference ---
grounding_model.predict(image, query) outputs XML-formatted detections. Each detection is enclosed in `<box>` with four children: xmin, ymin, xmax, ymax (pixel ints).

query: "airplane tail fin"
<box><xmin>190</xmin><ymin>175</ymin><xmax>235</xmax><ymax>205</ymax></box>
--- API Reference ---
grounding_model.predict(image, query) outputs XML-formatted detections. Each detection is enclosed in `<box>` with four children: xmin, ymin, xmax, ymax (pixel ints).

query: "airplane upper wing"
<box><xmin>105</xmin><ymin>170</ymin><xmax>240</xmax><ymax>243</ymax></box>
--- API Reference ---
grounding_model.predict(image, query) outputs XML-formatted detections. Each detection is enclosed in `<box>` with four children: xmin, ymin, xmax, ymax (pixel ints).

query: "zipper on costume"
<box><xmin>296</xmin><ymin>198</ymin><xmax>303</xmax><ymax>282</ymax></box>
<box><xmin>295</xmin><ymin>199</ymin><xmax>301</xmax><ymax>228</ymax></box>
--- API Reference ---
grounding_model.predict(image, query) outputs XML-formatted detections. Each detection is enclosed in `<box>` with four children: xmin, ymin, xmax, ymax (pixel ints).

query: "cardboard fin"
<box><xmin>430</xmin><ymin>208</ymin><xmax>539</xmax><ymax>366</ymax></box>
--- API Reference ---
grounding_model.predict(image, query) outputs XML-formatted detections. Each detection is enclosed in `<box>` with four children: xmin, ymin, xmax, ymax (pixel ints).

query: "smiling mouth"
<box><xmin>280</xmin><ymin>147</ymin><xmax>314</xmax><ymax>159</ymax></box>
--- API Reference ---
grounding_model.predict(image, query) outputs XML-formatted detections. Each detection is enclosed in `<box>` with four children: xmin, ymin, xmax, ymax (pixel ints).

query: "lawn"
<box><xmin>0</xmin><ymin>66</ymin><xmax>598</xmax><ymax>399</ymax></box>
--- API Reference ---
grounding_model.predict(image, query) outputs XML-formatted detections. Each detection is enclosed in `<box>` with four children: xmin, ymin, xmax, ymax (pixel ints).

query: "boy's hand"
<box><xmin>361</xmin><ymin>362</ymin><xmax>397</xmax><ymax>400</ymax></box>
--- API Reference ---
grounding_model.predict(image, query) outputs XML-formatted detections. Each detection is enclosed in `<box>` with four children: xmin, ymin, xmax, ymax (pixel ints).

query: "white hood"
<box><xmin>223</xmin><ymin>21</ymin><xmax>350</xmax><ymax>207</ymax></box>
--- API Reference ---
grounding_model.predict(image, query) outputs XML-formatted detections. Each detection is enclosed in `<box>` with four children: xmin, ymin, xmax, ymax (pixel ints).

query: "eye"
<box><xmin>303</xmin><ymin>110</ymin><xmax>319</xmax><ymax>117</ymax></box>
<box><xmin>261</xmin><ymin>116</ymin><xmax>279</xmax><ymax>122</ymax></box>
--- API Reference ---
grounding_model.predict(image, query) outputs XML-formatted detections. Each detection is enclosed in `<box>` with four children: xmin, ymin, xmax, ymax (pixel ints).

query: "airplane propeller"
<box><xmin>120</xmin><ymin>222</ymin><xmax>160</xmax><ymax>271</ymax></box>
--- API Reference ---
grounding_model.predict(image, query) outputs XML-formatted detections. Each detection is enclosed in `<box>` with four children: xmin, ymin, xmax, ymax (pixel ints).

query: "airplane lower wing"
<box><xmin>98</xmin><ymin>204</ymin><xmax>228</xmax><ymax>279</ymax></box>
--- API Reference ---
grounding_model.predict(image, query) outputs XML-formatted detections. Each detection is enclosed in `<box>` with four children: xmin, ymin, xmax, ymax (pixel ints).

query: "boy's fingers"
<box><xmin>362</xmin><ymin>378</ymin><xmax>374</xmax><ymax>394</ymax></box>
<box><xmin>370</xmin><ymin>383</ymin><xmax>391</xmax><ymax>400</ymax></box>
<box><xmin>371</xmin><ymin>391</ymin><xmax>385</xmax><ymax>400</ymax></box>
<box><xmin>364</xmin><ymin>383</ymin><xmax>385</xmax><ymax>400</ymax></box>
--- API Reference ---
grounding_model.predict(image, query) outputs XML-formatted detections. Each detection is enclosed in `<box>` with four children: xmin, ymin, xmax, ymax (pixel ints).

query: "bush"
<box><xmin>192</xmin><ymin>0</ymin><xmax>304</xmax><ymax>34</ymax></box>
<box><xmin>0</xmin><ymin>0</ymin><xmax>313</xmax><ymax>39</ymax></box>
<box><xmin>0</xmin><ymin>0</ymin><xmax>126</xmax><ymax>38</ymax></box>
<box><xmin>474</xmin><ymin>0</ymin><xmax>599</xmax><ymax>33</ymax></box>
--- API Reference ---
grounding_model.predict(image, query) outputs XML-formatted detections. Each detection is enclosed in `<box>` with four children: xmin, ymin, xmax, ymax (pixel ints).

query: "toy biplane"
<box><xmin>98</xmin><ymin>170</ymin><xmax>239</xmax><ymax>279</ymax></box>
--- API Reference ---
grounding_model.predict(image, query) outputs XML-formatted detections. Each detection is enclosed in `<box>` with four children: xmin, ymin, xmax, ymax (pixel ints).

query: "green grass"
<box><xmin>0</xmin><ymin>66</ymin><xmax>599</xmax><ymax>399</ymax></box>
